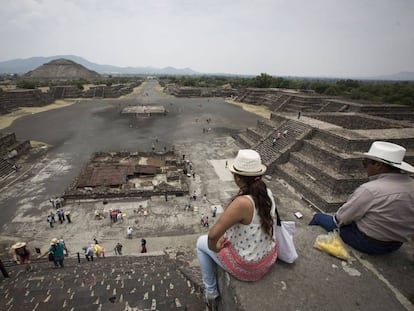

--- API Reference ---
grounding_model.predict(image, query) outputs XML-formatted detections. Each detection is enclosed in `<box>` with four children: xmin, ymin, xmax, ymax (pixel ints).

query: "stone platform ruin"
<box><xmin>121</xmin><ymin>105</ymin><xmax>166</xmax><ymax>117</ymax></box>
<box><xmin>63</xmin><ymin>151</ymin><xmax>188</xmax><ymax>200</ymax></box>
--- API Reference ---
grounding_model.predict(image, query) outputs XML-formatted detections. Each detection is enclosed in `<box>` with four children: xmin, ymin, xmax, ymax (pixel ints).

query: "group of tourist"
<box><xmin>11</xmin><ymin>231</ymin><xmax>151</xmax><ymax>272</ymax></box>
<box><xmin>46</xmin><ymin>208</ymin><xmax>71</xmax><ymax>228</ymax></box>
<box><xmin>200</xmin><ymin>214</ymin><xmax>209</xmax><ymax>227</ymax></box>
<box><xmin>109</xmin><ymin>209</ymin><xmax>124</xmax><ymax>223</ymax></box>
<box><xmin>197</xmin><ymin>142</ymin><xmax>414</xmax><ymax>306</ymax></box>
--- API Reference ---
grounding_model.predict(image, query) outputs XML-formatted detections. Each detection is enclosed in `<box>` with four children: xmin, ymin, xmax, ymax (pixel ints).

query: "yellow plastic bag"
<box><xmin>314</xmin><ymin>230</ymin><xmax>350</xmax><ymax>260</ymax></box>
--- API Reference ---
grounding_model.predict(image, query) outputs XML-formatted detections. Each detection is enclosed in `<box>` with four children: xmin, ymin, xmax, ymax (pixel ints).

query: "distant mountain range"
<box><xmin>0</xmin><ymin>55</ymin><xmax>199</xmax><ymax>76</ymax></box>
<box><xmin>0</xmin><ymin>55</ymin><xmax>413</xmax><ymax>80</ymax></box>
<box><xmin>364</xmin><ymin>71</ymin><xmax>414</xmax><ymax>81</ymax></box>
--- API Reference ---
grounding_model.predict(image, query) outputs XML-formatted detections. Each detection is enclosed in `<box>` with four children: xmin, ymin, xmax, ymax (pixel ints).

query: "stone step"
<box><xmin>275</xmin><ymin>162</ymin><xmax>347</xmax><ymax>212</ymax></box>
<box><xmin>0</xmin><ymin>255</ymin><xmax>204</xmax><ymax>311</ymax></box>
<box><xmin>289</xmin><ymin>152</ymin><xmax>366</xmax><ymax>196</ymax></box>
<box><xmin>0</xmin><ymin>158</ymin><xmax>16</xmax><ymax>178</ymax></box>
<box><xmin>235</xmin><ymin>132</ymin><xmax>255</xmax><ymax>148</ymax></box>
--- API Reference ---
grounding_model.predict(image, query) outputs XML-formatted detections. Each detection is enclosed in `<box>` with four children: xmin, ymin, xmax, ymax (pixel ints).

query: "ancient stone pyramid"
<box><xmin>23</xmin><ymin>58</ymin><xmax>100</xmax><ymax>80</ymax></box>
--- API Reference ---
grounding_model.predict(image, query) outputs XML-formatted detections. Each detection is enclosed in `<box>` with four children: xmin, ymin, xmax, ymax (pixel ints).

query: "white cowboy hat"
<box><xmin>228</xmin><ymin>149</ymin><xmax>267</xmax><ymax>176</ymax></box>
<box><xmin>50</xmin><ymin>238</ymin><xmax>59</xmax><ymax>245</ymax></box>
<box><xmin>12</xmin><ymin>241</ymin><xmax>26</xmax><ymax>249</ymax></box>
<box><xmin>363</xmin><ymin>141</ymin><xmax>414</xmax><ymax>173</ymax></box>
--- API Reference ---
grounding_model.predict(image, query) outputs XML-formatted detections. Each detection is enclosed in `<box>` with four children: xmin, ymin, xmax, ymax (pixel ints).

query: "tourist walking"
<box><xmin>141</xmin><ymin>239</ymin><xmax>147</xmax><ymax>253</ymax></box>
<box><xmin>127</xmin><ymin>227</ymin><xmax>133</xmax><ymax>239</ymax></box>
<box><xmin>65</xmin><ymin>210</ymin><xmax>72</xmax><ymax>223</ymax></box>
<box><xmin>39</xmin><ymin>238</ymin><xmax>68</xmax><ymax>268</ymax></box>
<box><xmin>94</xmin><ymin>243</ymin><xmax>105</xmax><ymax>258</ymax></box>
<box><xmin>82</xmin><ymin>245</ymin><xmax>94</xmax><ymax>261</ymax></box>
<box><xmin>114</xmin><ymin>242</ymin><xmax>123</xmax><ymax>255</ymax></box>
<box><xmin>47</xmin><ymin>213</ymin><xmax>54</xmax><ymax>228</ymax></box>
<box><xmin>12</xmin><ymin>241</ymin><xmax>32</xmax><ymax>271</ymax></box>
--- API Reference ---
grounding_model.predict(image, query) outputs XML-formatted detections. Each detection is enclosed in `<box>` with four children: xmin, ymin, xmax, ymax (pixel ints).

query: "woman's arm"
<box><xmin>207</xmin><ymin>196</ymin><xmax>253</xmax><ymax>252</ymax></box>
<box><xmin>12</xmin><ymin>251</ymin><xmax>19</xmax><ymax>263</ymax></box>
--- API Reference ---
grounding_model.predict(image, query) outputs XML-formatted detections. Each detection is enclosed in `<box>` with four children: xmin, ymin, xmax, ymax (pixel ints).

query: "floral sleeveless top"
<box><xmin>217</xmin><ymin>189</ymin><xmax>278</xmax><ymax>281</ymax></box>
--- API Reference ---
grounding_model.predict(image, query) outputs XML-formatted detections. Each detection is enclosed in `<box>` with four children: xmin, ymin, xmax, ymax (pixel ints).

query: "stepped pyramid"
<box><xmin>23</xmin><ymin>58</ymin><xmax>100</xmax><ymax>80</ymax></box>
<box><xmin>0</xmin><ymin>254</ymin><xmax>205</xmax><ymax>311</ymax></box>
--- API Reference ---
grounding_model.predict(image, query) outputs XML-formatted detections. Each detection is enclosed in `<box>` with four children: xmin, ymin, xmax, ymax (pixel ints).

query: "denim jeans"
<box><xmin>196</xmin><ymin>235</ymin><xmax>224</xmax><ymax>296</ymax></box>
<box><xmin>54</xmin><ymin>255</ymin><xmax>64</xmax><ymax>267</ymax></box>
<box><xmin>309</xmin><ymin>213</ymin><xmax>402</xmax><ymax>255</ymax></box>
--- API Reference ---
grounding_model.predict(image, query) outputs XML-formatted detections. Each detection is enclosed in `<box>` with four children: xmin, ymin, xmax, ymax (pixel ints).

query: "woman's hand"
<box><xmin>208</xmin><ymin>235</ymin><xmax>226</xmax><ymax>252</ymax></box>
<box><xmin>215</xmin><ymin>237</ymin><xmax>226</xmax><ymax>252</ymax></box>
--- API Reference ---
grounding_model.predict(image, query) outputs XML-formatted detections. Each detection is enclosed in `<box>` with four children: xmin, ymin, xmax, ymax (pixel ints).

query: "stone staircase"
<box><xmin>234</xmin><ymin>118</ymin><xmax>313</xmax><ymax>166</ymax></box>
<box><xmin>0</xmin><ymin>158</ymin><xmax>16</xmax><ymax>179</ymax></box>
<box><xmin>0</xmin><ymin>254</ymin><xmax>205</xmax><ymax>311</ymax></box>
<box><xmin>253</xmin><ymin>120</ymin><xmax>312</xmax><ymax>165</ymax></box>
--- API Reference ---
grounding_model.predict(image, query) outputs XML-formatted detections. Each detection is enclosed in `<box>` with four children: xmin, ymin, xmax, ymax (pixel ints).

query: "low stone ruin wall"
<box><xmin>0</xmin><ymin>132</ymin><xmax>31</xmax><ymax>159</ymax></box>
<box><xmin>51</xmin><ymin>82</ymin><xmax>141</xmax><ymax>99</ymax></box>
<box><xmin>0</xmin><ymin>89</ymin><xmax>54</xmax><ymax>115</ymax></box>
<box><xmin>164</xmin><ymin>84</ymin><xmax>238</xmax><ymax>97</ymax></box>
<box><xmin>310</xmin><ymin>113</ymin><xmax>405</xmax><ymax>129</ymax></box>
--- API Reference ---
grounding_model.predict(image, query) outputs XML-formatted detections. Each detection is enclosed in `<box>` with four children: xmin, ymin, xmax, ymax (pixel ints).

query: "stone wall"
<box><xmin>50</xmin><ymin>82</ymin><xmax>141</xmax><ymax>99</ymax></box>
<box><xmin>50</xmin><ymin>86</ymin><xmax>83</xmax><ymax>99</ymax></box>
<box><xmin>164</xmin><ymin>84</ymin><xmax>238</xmax><ymax>98</ymax></box>
<box><xmin>0</xmin><ymin>89</ymin><xmax>54</xmax><ymax>115</ymax></box>
<box><xmin>0</xmin><ymin>132</ymin><xmax>31</xmax><ymax>160</ymax></box>
<box><xmin>311</xmin><ymin>113</ymin><xmax>406</xmax><ymax>129</ymax></box>
<box><xmin>0</xmin><ymin>132</ymin><xmax>17</xmax><ymax>155</ymax></box>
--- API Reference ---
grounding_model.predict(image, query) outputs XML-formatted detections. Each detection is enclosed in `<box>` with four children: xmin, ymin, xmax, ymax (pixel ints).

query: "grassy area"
<box><xmin>226</xmin><ymin>99</ymin><xmax>271</xmax><ymax>119</ymax></box>
<box><xmin>119</xmin><ymin>81</ymin><xmax>146</xmax><ymax>98</ymax></box>
<box><xmin>0</xmin><ymin>85</ymin><xmax>16</xmax><ymax>91</ymax></box>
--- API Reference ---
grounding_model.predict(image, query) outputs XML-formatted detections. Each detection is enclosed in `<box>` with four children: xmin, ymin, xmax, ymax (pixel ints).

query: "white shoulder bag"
<box><xmin>273</xmin><ymin>203</ymin><xmax>298</xmax><ymax>264</ymax></box>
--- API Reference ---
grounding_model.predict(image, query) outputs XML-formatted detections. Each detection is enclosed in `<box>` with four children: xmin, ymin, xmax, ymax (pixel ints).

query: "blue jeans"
<box><xmin>54</xmin><ymin>255</ymin><xmax>64</xmax><ymax>268</ymax></box>
<box><xmin>309</xmin><ymin>213</ymin><xmax>402</xmax><ymax>255</ymax></box>
<box><xmin>196</xmin><ymin>235</ymin><xmax>225</xmax><ymax>297</ymax></box>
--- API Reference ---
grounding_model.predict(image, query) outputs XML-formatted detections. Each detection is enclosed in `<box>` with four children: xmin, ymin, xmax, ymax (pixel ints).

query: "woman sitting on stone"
<box><xmin>196</xmin><ymin>149</ymin><xmax>278</xmax><ymax>305</ymax></box>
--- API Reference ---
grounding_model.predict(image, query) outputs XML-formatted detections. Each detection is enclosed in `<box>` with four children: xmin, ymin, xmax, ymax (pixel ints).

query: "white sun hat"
<box><xmin>228</xmin><ymin>149</ymin><xmax>267</xmax><ymax>176</ymax></box>
<box><xmin>12</xmin><ymin>241</ymin><xmax>26</xmax><ymax>249</ymax></box>
<box><xmin>363</xmin><ymin>141</ymin><xmax>414</xmax><ymax>173</ymax></box>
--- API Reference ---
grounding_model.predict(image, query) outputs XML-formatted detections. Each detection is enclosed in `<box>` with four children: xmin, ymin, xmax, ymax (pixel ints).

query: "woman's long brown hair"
<box><xmin>232</xmin><ymin>174</ymin><xmax>273</xmax><ymax>237</ymax></box>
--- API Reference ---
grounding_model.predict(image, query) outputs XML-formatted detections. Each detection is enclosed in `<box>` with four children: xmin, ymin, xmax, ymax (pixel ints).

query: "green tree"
<box><xmin>324</xmin><ymin>85</ymin><xmax>340</xmax><ymax>96</ymax></box>
<box><xmin>254</xmin><ymin>73</ymin><xmax>273</xmax><ymax>88</ymax></box>
<box><xmin>16</xmin><ymin>80</ymin><xmax>37</xmax><ymax>89</ymax></box>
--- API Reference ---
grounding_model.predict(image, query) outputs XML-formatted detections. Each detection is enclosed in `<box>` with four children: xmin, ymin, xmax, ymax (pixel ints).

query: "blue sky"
<box><xmin>1</xmin><ymin>0</ymin><xmax>413</xmax><ymax>77</ymax></box>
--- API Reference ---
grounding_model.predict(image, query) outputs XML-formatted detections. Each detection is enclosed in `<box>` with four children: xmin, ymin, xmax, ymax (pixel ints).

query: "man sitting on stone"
<box><xmin>309</xmin><ymin>141</ymin><xmax>414</xmax><ymax>255</ymax></box>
